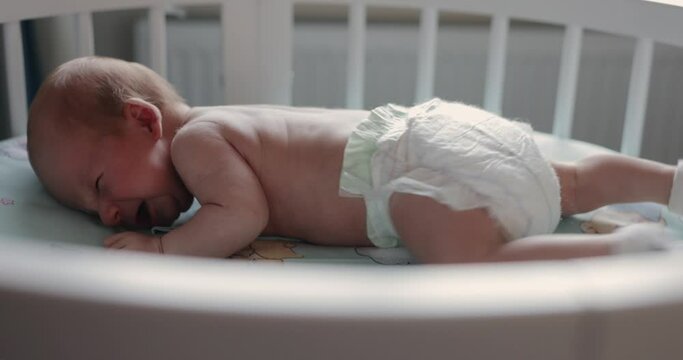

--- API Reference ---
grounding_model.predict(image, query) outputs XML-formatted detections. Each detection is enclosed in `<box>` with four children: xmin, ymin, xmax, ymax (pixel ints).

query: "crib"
<box><xmin>2</xmin><ymin>0</ymin><xmax>683</xmax><ymax>359</ymax></box>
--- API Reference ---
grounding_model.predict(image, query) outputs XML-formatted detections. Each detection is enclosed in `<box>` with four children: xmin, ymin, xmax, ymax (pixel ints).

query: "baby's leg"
<box><xmin>389</xmin><ymin>193</ymin><xmax>505</xmax><ymax>263</ymax></box>
<box><xmin>390</xmin><ymin>192</ymin><xmax>670</xmax><ymax>264</ymax></box>
<box><xmin>389</xmin><ymin>192</ymin><xmax>613</xmax><ymax>263</ymax></box>
<box><xmin>553</xmin><ymin>154</ymin><xmax>675</xmax><ymax>215</ymax></box>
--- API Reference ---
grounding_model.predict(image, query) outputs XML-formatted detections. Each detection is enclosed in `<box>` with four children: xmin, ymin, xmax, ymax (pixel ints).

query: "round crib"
<box><xmin>2</xmin><ymin>0</ymin><xmax>683</xmax><ymax>359</ymax></box>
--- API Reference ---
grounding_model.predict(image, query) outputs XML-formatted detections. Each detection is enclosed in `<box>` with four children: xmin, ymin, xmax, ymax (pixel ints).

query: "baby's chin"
<box><xmin>156</xmin><ymin>195</ymin><xmax>194</xmax><ymax>227</ymax></box>
<box><xmin>131</xmin><ymin>215</ymin><xmax>174</xmax><ymax>230</ymax></box>
<box><xmin>156</xmin><ymin>206</ymin><xmax>185</xmax><ymax>228</ymax></box>
<box><xmin>129</xmin><ymin>194</ymin><xmax>193</xmax><ymax>229</ymax></box>
<box><xmin>136</xmin><ymin>204</ymin><xmax>180</xmax><ymax>229</ymax></box>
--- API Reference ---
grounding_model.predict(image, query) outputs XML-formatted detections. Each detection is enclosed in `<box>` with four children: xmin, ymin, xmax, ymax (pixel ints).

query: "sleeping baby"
<box><xmin>26</xmin><ymin>56</ymin><xmax>683</xmax><ymax>263</ymax></box>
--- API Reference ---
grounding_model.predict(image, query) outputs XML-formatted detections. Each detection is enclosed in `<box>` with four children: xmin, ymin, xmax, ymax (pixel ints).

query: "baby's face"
<box><xmin>35</xmin><ymin>123</ymin><xmax>194</xmax><ymax>229</ymax></box>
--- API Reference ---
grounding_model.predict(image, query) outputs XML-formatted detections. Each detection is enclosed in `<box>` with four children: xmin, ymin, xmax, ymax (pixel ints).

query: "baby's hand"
<box><xmin>104</xmin><ymin>232</ymin><xmax>163</xmax><ymax>254</ymax></box>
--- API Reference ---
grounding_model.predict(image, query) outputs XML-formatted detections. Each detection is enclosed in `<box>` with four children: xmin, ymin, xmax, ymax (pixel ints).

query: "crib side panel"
<box><xmin>2</xmin><ymin>0</ymin><xmax>683</xmax><ymax>145</ymax></box>
<box><xmin>2</xmin><ymin>0</ymin><xmax>682</xmax><ymax>47</ymax></box>
<box><xmin>323</xmin><ymin>0</ymin><xmax>683</xmax><ymax>48</ymax></box>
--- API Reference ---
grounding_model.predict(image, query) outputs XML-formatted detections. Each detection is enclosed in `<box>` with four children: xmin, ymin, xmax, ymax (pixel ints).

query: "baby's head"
<box><xmin>28</xmin><ymin>56</ymin><xmax>194</xmax><ymax>228</ymax></box>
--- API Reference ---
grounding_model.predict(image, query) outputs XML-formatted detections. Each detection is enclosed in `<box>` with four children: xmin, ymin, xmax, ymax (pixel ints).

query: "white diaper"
<box><xmin>339</xmin><ymin>98</ymin><xmax>562</xmax><ymax>248</ymax></box>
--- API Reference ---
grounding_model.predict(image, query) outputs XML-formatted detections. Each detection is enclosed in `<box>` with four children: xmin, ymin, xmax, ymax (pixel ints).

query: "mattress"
<box><xmin>2</xmin><ymin>134</ymin><xmax>681</xmax><ymax>263</ymax></box>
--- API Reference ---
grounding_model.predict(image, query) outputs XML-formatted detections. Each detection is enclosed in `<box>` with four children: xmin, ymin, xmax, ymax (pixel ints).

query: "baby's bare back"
<box><xmin>184</xmin><ymin>105</ymin><xmax>373</xmax><ymax>247</ymax></box>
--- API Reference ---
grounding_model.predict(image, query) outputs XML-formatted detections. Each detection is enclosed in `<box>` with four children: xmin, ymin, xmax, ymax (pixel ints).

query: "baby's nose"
<box><xmin>98</xmin><ymin>202</ymin><xmax>122</xmax><ymax>227</ymax></box>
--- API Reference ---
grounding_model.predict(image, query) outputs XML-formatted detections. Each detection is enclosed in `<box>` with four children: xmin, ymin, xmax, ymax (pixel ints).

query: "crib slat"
<box><xmin>222</xmin><ymin>0</ymin><xmax>292</xmax><ymax>105</ymax></box>
<box><xmin>484</xmin><ymin>15</ymin><xmax>509</xmax><ymax>114</ymax></box>
<box><xmin>3</xmin><ymin>21</ymin><xmax>28</xmax><ymax>136</ymax></box>
<box><xmin>621</xmin><ymin>38</ymin><xmax>654</xmax><ymax>157</ymax></box>
<box><xmin>222</xmin><ymin>0</ymin><xmax>257</xmax><ymax>104</ymax></box>
<box><xmin>552</xmin><ymin>25</ymin><xmax>583</xmax><ymax>139</ymax></box>
<box><xmin>346</xmin><ymin>2</ymin><xmax>367</xmax><ymax>109</ymax></box>
<box><xmin>260</xmin><ymin>0</ymin><xmax>293</xmax><ymax>105</ymax></box>
<box><xmin>149</xmin><ymin>5</ymin><xmax>167</xmax><ymax>78</ymax></box>
<box><xmin>414</xmin><ymin>6</ymin><xmax>438</xmax><ymax>104</ymax></box>
<box><xmin>77</xmin><ymin>12</ymin><xmax>95</xmax><ymax>56</ymax></box>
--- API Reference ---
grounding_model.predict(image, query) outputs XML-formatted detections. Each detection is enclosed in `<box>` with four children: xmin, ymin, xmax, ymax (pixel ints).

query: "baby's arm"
<box><xmin>159</xmin><ymin>121</ymin><xmax>268</xmax><ymax>257</ymax></box>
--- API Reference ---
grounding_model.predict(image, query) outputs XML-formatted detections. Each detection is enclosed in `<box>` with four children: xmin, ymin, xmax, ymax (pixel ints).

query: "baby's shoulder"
<box><xmin>170</xmin><ymin>108</ymin><xmax>264</xmax><ymax>160</ymax></box>
<box><xmin>174</xmin><ymin>109</ymin><xmax>255</xmax><ymax>142</ymax></box>
<box><xmin>175</xmin><ymin>114</ymin><xmax>220</xmax><ymax>137</ymax></box>
<box><xmin>170</xmin><ymin>116</ymin><xmax>220</xmax><ymax>153</ymax></box>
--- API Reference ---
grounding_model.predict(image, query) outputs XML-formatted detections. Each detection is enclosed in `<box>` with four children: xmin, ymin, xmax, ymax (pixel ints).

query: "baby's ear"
<box><xmin>123</xmin><ymin>98</ymin><xmax>163</xmax><ymax>140</ymax></box>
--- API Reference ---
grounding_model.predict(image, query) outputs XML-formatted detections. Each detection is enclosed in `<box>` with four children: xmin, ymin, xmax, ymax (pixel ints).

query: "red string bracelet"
<box><xmin>157</xmin><ymin>235</ymin><xmax>165</xmax><ymax>254</ymax></box>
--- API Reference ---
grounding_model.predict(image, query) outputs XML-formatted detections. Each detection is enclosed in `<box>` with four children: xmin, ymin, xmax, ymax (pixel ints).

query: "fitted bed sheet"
<box><xmin>2</xmin><ymin>134</ymin><xmax>681</xmax><ymax>264</ymax></box>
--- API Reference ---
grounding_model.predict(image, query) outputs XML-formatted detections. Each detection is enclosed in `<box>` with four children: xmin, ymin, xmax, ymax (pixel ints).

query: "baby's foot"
<box><xmin>611</xmin><ymin>223</ymin><xmax>679</xmax><ymax>254</ymax></box>
<box><xmin>668</xmin><ymin>160</ymin><xmax>683</xmax><ymax>216</ymax></box>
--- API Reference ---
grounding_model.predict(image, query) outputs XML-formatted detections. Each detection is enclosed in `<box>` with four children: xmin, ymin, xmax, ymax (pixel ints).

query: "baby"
<box><xmin>26</xmin><ymin>56</ymin><xmax>683</xmax><ymax>263</ymax></box>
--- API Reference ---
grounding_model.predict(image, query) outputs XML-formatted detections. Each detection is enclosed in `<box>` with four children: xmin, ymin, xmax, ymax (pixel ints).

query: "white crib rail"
<box><xmin>622</xmin><ymin>38</ymin><xmax>655</xmax><ymax>157</ymax></box>
<box><xmin>149</xmin><ymin>5</ymin><xmax>168</xmax><ymax>78</ymax></box>
<box><xmin>414</xmin><ymin>6</ymin><xmax>438</xmax><ymax>103</ymax></box>
<box><xmin>552</xmin><ymin>25</ymin><xmax>583</xmax><ymax>140</ymax></box>
<box><xmin>483</xmin><ymin>14</ymin><xmax>509</xmax><ymax>115</ymax></box>
<box><xmin>221</xmin><ymin>0</ymin><xmax>292</xmax><ymax>105</ymax></box>
<box><xmin>3</xmin><ymin>21</ymin><xmax>27</xmax><ymax>137</ymax></box>
<box><xmin>76</xmin><ymin>12</ymin><xmax>95</xmax><ymax>57</ymax></box>
<box><xmin>1</xmin><ymin>0</ymin><xmax>683</xmax><ymax>155</ymax></box>
<box><xmin>345</xmin><ymin>1</ymin><xmax>367</xmax><ymax>109</ymax></box>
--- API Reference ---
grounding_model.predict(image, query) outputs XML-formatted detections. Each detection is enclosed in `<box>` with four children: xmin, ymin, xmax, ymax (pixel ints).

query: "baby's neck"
<box><xmin>161</xmin><ymin>102</ymin><xmax>193</xmax><ymax>135</ymax></box>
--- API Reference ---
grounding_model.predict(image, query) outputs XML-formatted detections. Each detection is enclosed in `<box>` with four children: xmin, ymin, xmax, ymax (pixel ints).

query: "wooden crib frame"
<box><xmin>3</xmin><ymin>1</ymin><xmax>683</xmax><ymax>359</ymax></box>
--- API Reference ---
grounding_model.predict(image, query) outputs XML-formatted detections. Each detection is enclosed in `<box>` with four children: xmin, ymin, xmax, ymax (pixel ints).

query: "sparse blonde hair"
<box><xmin>28</xmin><ymin>56</ymin><xmax>184</xmax><ymax>133</ymax></box>
<box><xmin>27</xmin><ymin>56</ymin><xmax>185</xmax><ymax>174</ymax></box>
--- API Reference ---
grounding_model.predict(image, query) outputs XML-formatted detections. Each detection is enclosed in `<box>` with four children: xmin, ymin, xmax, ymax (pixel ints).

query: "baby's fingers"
<box><xmin>103</xmin><ymin>232</ymin><xmax>130</xmax><ymax>248</ymax></box>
